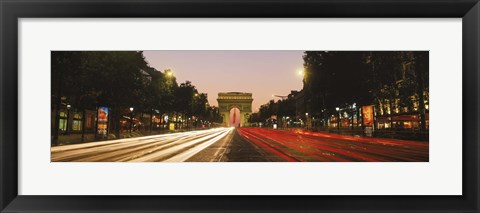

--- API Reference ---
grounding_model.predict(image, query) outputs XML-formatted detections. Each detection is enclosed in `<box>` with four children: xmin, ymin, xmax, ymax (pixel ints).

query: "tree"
<box><xmin>206</xmin><ymin>106</ymin><xmax>222</xmax><ymax>124</ymax></box>
<box><xmin>52</xmin><ymin>51</ymin><xmax>155</xmax><ymax>141</ymax></box>
<box><xmin>84</xmin><ymin>51</ymin><xmax>151</xmax><ymax>138</ymax></box>
<box><xmin>366</xmin><ymin>51</ymin><xmax>429</xmax><ymax>130</ymax></box>
<box><xmin>413</xmin><ymin>52</ymin><xmax>429</xmax><ymax>131</ymax></box>
<box><xmin>175</xmin><ymin>81</ymin><xmax>197</xmax><ymax>115</ymax></box>
<box><xmin>51</xmin><ymin>51</ymin><xmax>85</xmax><ymax>145</ymax></box>
<box><xmin>302</xmin><ymin>51</ymin><xmax>370</xmax><ymax>126</ymax></box>
<box><xmin>193</xmin><ymin>93</ymin><xmax>209</xmax><ymax>120</ymax></box>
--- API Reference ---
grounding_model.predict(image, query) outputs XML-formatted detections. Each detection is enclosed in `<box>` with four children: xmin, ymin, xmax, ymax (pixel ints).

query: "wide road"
<box><xmin>237</xmin><ymin>128</ymin><xmax>428</xmax><ymax>162</ymax></box>
<box><xmin>51</xmin><ymin>127</ymin><xmax>428</xmax><ymax>162</ymax></box>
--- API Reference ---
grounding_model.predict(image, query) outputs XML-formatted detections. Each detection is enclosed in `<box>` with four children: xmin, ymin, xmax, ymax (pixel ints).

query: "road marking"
<box><xmin>210</xmin><ymin>129</ymin><xmax>235</xmax><ymax>162</ymax></box>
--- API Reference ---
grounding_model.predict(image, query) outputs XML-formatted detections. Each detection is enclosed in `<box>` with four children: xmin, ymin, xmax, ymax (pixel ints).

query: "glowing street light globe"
<box><xmin>165</xmin><ymin>69</ymin><xmax>173</xmax><ymax>77</ymax></box>
<box><xmin>298</xmin><ymin>69</ymin><xmax>304</xmax><ymax>76</ymax></box>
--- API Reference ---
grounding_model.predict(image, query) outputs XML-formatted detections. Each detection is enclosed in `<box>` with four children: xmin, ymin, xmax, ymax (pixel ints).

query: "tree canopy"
<box><xmin>51</xmin><ymin>51</ymin><xmax>220</xmax><ymax>141</ymax></box>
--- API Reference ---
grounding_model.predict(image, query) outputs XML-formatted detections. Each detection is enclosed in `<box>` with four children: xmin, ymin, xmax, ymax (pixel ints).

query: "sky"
<box><xmin>143</xmin><ymin>51</ymin><xmax>305</xmax><ymax>112</ymax></box>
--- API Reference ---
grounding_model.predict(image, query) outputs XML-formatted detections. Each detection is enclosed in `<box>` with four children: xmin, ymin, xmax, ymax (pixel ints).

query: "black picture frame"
<box><xmin>1</xmin><ymin>0</ymin><xmax>479</xmax><ymax>212</ymax></box>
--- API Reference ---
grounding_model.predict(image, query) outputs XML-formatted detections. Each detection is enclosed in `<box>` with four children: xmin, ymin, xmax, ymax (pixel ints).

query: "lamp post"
<box><xmin>351</xmin><ymin>103</ymin><xmax>356</xmax><ymax>130</ymax></box>
<box><xmin>129</xmin><ymin>107</ymin><xmax>134</xmax><ymax>133</ymax></box>
<box><xmin>321</xmin><ymin>109</ymin><xmax>325</xmax><ymax>126</ymax></box>
<box><xmin>191</xmin><ymin>93</ymin><xmax>199</xmax><ymax>129</ymax></box>
<box><xmin>65</xmin><ymin>104</ymin><xmax>71</xmax><ymax>135</ymax></box>
<box><xmin>305</xmin><ymin>112</ymin><xmax>309</xmax><ymax>129</ymax></box>
<box><xmin>336</xmin><ymin>107</ymin><xmax>340</xmax><ymax>130</ymax></box>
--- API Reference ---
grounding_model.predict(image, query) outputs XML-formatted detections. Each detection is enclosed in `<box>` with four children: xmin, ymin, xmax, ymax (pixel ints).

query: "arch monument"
<box><xmin>217</xmin><ymin>92</ymin><xmax>253</xmax><ymax>127</ymax></box>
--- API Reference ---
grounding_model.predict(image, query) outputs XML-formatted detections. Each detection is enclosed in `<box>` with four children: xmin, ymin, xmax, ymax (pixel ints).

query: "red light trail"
<box><xmin>237</xmin><ymin>128</ymin><xmax>428</xmax><ymax>162</ymax></box>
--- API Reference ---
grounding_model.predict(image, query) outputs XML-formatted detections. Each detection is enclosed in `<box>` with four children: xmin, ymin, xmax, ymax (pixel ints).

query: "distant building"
<box><xmin>373</xmin><ymin>52</ymin><xmax>429</xmax><ymax>130</ymax></box>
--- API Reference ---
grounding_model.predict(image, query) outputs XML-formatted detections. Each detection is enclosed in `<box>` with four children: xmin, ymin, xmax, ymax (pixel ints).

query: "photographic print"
<box><xmin>51</xmin><ymin>51</ymin><xmax>429</xmax><ymax>162</ymax></box>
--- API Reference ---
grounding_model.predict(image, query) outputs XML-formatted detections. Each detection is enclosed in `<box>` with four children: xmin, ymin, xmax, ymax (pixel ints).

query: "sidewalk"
<box><xmin>55</xmin><ymin>133</ymin><xmax>96</xmax><ymax>146</ymax></box>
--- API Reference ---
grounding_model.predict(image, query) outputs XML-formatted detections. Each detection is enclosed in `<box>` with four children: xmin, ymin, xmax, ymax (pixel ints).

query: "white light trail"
<box><xmin>51</xmin><ymin>128</ymin><xmax>233</xmax><ymax>162</ymax></box>
<box><xmin>163</xmin><ymin>128</ymin><xmax>233</xmax><ymax>162</ymax></box>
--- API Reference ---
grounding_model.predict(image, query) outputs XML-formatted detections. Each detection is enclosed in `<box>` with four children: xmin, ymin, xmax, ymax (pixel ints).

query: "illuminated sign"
<box><xmin>97</xmin><ymin>107</ymin><xmax>109</xmax><ymax>137</ymax></box>
<box><xmin>362</xmin><ymin>105</ymin><xmax>374</xmax><ymax>127</ymax></box>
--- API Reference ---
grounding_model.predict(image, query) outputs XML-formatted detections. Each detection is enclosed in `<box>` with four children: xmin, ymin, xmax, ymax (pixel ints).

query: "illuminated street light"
<box><xmin>65</xmin><ymin>104</ymin><xmax>72</xmax><ymax>135</ymax></box>
<box><xmin>336</xmin><ymin>107</ymin><xmax>341</xmax><ymax>130</ymax></box>
<box><xmin>165</xmin><ymin>69</ymin><xmax>173</xmax><ymax>77</ymax></box>
<box><xmin>298</xmin><ymin>69</ymin><xmax>304</xmax><ymax>76</ymax></box>
<box><xmin>129</xmin><ymin>107</ymin><xmax>134</xmax><ymax>133</ymax></box>
<box><xmin>305</xmin><ymin>112</ymin><xmax>310</xmax><ymax>129</ymax></box>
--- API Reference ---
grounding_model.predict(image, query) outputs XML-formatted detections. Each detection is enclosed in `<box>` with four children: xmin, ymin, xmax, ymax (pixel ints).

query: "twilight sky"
<box><xmin>143</xmin><ymin>51</ymin><xmax>305</xmax><ymax>112</ymax></box>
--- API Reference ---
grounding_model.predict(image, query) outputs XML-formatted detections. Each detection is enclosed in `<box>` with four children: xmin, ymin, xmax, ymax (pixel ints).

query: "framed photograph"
<box><xmin>1</xmin><ymin>0</ymin><xmax>479</xmax><ymax>212</ymax></box>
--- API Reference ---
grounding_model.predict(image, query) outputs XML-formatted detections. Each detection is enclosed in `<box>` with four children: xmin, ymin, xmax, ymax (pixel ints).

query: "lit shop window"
<box><xmin>59</xmin><ymin>111</ymin><xmax>67</xmax><ymax>131</ymax></box>
<box><xmin>72</xmin><ymin>113</ymin><xmax>82</xmax><ymax>131</ymax></box>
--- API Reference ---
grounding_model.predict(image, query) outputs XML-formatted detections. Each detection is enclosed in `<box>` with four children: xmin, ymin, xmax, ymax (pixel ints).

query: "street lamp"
<box><xmin>298</xmin><ymin>69</ymin><xmax>304</xmax><ymax>77</ymax></box>
<box><xmin>129</xmin><ymin>107</ymin><xmax>134</xmax><ymax>133</ymax></box>
<box><xmin>65</xmin><ymin>104</ymin><xmax>71</xmax><ymax>135</ymax></box>
<box><xmin>304</xmin><ymin>112</ymin><xmax>309</xmax><ymax>129</ymax></box>
<box><xmin>336</xmin><ymin>107</ymin><xmax>340</xmax><ymax>130</ymax></box>
<box><xmin>165</xmin><ymin>69</ymin><xmax>173</xmax><ymax>77</ymax></box>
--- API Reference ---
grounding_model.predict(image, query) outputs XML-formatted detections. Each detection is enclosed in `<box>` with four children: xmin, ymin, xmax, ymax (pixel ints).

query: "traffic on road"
<box><xmin>52</xmin><ymin>127</ymin><xmax>428</xmax><ymax>162</ymax></box>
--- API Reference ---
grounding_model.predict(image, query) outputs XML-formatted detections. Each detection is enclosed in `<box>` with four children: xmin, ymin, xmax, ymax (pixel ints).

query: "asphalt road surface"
<box><xmin>51</xmin><ymin>127</ymin><xmax>428</xmax><ymax>162</ymax></box>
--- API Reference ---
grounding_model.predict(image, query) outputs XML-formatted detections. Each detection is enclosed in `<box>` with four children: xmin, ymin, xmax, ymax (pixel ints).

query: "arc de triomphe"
<box><xmin>217</xmin><ymin>92</ymin><xmax>253</xmax><ymax>127</ymax></box>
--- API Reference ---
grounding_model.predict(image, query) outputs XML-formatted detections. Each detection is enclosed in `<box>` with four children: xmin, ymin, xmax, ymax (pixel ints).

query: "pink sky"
<box><xmin>143</xmin><ymin>51</ymin><xmax>304</xmax><ymax>112</ymax></box>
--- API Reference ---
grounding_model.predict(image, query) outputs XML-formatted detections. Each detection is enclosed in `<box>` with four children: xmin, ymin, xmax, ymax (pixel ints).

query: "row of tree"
<box><xmin>249</xmin><ymin>51</ymin><xmax>429</xmax><ymax>131</ymax></box>
<box><xmin>248</xmin><ymin>93</ymin><xmax>297</xmax><ymax>124</ymax></box>
<box><xmin>51</xmin><ymin>51</ymin><xmax>221</xmax><ymax>145</ymax></box>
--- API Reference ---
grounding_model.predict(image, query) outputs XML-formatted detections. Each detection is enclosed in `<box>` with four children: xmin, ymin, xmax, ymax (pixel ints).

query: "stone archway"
<box><xmin>229</xmin><ymin>107</ymin><xmax>241</xmax><ymax>127</ymax></box>
<box><xmin>217</xmin><ymin>92</ymin><xmax>253</xmax><ymax>127</ymax></box>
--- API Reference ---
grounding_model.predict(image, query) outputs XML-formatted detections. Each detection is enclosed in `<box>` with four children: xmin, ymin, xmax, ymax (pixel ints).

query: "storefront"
<box><xmin>72</xmin><ymin>112</ymin><xmax>83</xmax><ymax>131</ymax></box>
<box><xmin>54</xmin><ymin>108</ymin><xmax>97</xmax><ymax>133</ymax></box>
<box><xmin>376</xmin><ymin>113</ymin><xmax>429</xmax><ymax>130</ymax></box>
<box><xmin>58</xmin><ymin>111</ymin><xmax>68</xmax><ymax>132</ymax></box>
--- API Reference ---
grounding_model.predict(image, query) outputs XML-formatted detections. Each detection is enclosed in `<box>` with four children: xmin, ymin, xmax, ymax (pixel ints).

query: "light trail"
<box><xmin>163</xmin><ymin>128</ymin><xmax>232</xmax><ymax>162</ymax></box>
<box><xmin>51</xmin><ymin>127</ymin><xmax>428</xmax><ymax>162</ymax></box>
<box><xmin>237</xmin><ymin>128</ymin><xmax>429</xmax><ymax>162</ymax></box>
<box><xmin>51</xmin><ymin>128</ymin><xmax>233</xmax><ymax>162</ymax></box>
